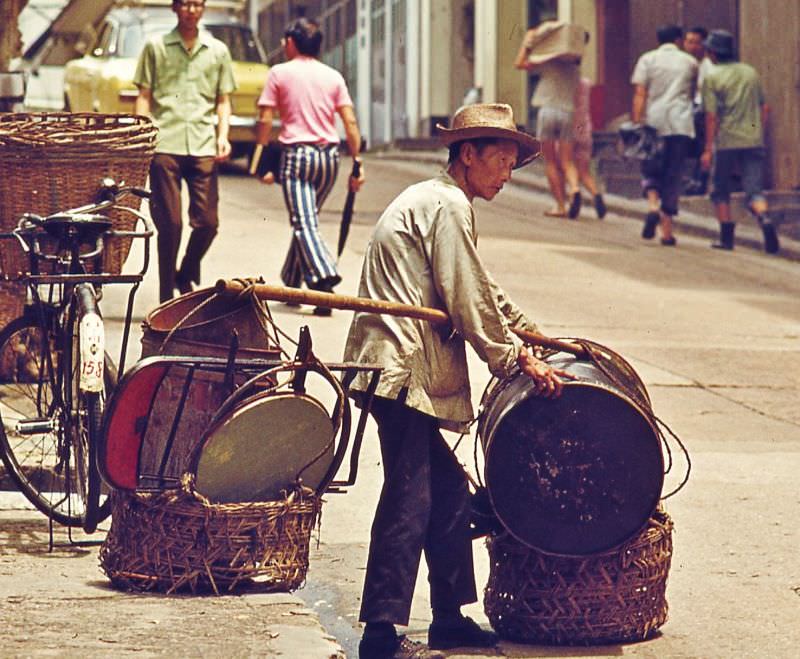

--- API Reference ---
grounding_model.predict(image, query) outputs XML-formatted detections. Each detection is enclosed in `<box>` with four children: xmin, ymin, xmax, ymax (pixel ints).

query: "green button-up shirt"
<box><xmin>133</xmin><ymin>28</ymin><xmax>236</xmax><ymax>157</ymax></box>
<box><xmin>343</xmin><ymin>172</ymin><xmax>539</xmax><ymax>432</ymax></box>
<box><xmin>702</xmin><ymin>61</ymin><xmax>765</xmax><ymax>150</ymax></box>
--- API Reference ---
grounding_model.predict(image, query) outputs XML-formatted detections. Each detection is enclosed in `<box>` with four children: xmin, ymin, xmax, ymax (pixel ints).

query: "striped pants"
<box><xmin>279</xmin><ymin>143</ymin><xmax>341</xmax><ymax>289</ymax></box>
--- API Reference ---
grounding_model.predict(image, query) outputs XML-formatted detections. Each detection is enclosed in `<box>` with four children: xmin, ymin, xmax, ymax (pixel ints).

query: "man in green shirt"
<box><xmin>700</xmin><ymin>30</ymin><xmax>779</xmax><ymax>254</ymax></box>
<box><xmin>134</xmin><ymin>0</ymin><xmax>237</xmax><ymax>301</ymax></box>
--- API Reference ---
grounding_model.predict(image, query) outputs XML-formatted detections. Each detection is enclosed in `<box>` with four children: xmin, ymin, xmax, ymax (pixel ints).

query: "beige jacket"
<box><xmin>343</xmin><ymin>172</ymin><xmax>538</xmax><ymax>432</ymax></box>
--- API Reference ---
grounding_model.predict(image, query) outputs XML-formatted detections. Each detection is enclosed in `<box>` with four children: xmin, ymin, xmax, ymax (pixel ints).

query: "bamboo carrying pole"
<box><xmin>215</xmin><ymin>279</ymin><xmax>588</xmax><ymax>359</ymax></box>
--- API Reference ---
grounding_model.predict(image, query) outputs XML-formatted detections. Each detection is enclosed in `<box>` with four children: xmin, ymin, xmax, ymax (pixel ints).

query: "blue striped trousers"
<box><xmin>279</xmin><ymin>143</ymin><xmax>341</xmax><ymax>289</ymax></box>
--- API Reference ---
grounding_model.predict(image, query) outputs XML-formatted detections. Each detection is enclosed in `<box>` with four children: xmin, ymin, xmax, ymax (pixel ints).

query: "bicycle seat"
<box><xmin>43</xmin><ymin>213</ymin><xmax>113</xmax><ymax>242</ymax></box>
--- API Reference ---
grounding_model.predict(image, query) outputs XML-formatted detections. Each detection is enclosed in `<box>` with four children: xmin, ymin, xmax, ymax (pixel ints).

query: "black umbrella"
<box><xmin>336</xmin><ymin>159</ymin><xmax>361</xmax><ymax>257</ymax></box>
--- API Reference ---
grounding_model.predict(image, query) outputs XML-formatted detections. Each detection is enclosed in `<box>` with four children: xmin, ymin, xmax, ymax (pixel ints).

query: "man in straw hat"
<box><xmin>344</xmin><ymin>103</ymin><xmax>572</xmax><ymax>658</ymax></box>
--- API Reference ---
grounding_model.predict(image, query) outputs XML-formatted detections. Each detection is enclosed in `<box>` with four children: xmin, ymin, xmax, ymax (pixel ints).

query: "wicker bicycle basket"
<box><xmin>0</xmin><ymin>112</ymin><xmax>157</xmax><ymax>278</ymax></box>
<box><xmin>99</xmin><ymin>477</ymin><xmax>322</xmax><ymax>595</ymax></box>
<box><xmin>484</xmin><ymin>508</ymin><xmax>673</xmax><ymax>645</ymax></box>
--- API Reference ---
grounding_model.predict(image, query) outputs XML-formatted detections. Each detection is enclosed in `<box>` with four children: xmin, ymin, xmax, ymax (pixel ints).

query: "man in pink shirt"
<box><xmin>256</xmin><ymin>17</ymin><xmax>364</xmax><ymax>315</ymax></box>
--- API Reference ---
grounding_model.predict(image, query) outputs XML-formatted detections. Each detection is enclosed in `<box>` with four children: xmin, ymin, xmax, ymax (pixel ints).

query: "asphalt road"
<box><xmin>4</xmin><ymin>153</ymin><xmax>800</xmax><ymax>658</ymax></box>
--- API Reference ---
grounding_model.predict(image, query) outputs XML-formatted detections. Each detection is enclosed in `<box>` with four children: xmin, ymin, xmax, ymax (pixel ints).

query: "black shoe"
<box><xmin>642</xmin><ymin>211</ymin><xmax>659</xmax><ymax>239</ymax></box>
<box><xmin>660</xmin><ymin>236</ymin><xmax>677</xmax><ymax>246</ymax></box>
<box><xmin>359</xmin><ymin>634</ymin><xmax>444</xmax><ymax>659</ymax></box>
<box><xmin>312</xmin><ymin>306</ymin><xmax>332</xmax><ymax>317</ymax></box>
<box><xmin>594</xmin><ymin>194</ymin><xmax>607</xmax><ymax>219</ymax></box>
<box><xmin>174</xmin><ymin>273</ymin><xmax>194</xmax><ymax>295</ymax></box>
<box><xmin>712</xmin><ymin>242</ymin><xmax>734</xmax><ymax>250</ymax></box>
<box><xmin>760</xmin><ymin>222</ymin><xmax>780</xmax><ymax>254</ymax></box>
<box><xmin>567</xmin><ymin>191</ymin><xmax>581</xmax><ymax>219</ymax></box>
<box><xmin>309</xmin><ymin>280</ymin><xmax>334</xmax><ymax>293</ymax></box>
<box><xmin>428</xmin><ymin>616</ymin><xmax>499</xmax><ymax>650</ymax></box>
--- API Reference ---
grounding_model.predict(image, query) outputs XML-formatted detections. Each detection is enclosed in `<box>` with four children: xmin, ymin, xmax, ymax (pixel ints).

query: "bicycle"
<box><xmin>0</xmin><ymin>178</ymin><xmax>153</xmax><ymax>534</ymax></box>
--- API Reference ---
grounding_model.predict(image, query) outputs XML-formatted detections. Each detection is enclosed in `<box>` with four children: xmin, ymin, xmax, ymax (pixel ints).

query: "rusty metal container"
<box><xmin>137</xmin><ymin>287</ymin><xmax>282</xmax><ymax>487</ymax></box>
<box><xmin>479</xmin><ymin>344</ymin><xmax>664</xmax><ymax>556</ymax></box>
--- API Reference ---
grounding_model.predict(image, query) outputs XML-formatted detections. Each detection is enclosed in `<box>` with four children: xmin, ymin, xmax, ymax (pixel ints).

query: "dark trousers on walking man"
<box><xmin>149</xmin><ymin>153</ymin><xmax>219</xmax><ymax>303</ymax></box>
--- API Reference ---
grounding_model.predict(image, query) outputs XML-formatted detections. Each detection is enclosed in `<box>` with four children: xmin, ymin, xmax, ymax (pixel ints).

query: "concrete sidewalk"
<box><xmin>0</xmin><ymin>493</ymin><xmax>345</xmax><ymax>658</ymax></box>
<box><xmin>373</xmin><ymin>148</ymin><xmax>800</xmax><ymax>261</ymax></box>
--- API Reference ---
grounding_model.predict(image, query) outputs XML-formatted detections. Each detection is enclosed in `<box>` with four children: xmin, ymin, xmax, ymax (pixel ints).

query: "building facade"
<box><xmin>251</xmin><ymin>0</ymin><xmax>800</xmax><ymax>189</ymax></box>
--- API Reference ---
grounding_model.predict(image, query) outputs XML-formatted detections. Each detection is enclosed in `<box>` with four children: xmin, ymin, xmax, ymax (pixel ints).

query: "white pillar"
<box><xmin>419</xmin><ymin>0</ymin><xmax>431</xmax><ymax>134</ymax></box>
<box><xmin>474</xmin><ymin>0</ymin><xmax>497</xmax><ymax>102</ymax></box>
<box><xmin>558</xmin><ymin>0</ymin><xmax>572</xmax><ymax>21</ymax></box>
<box><xmin>406</xmin><ymin>0</ymin><xmax>420</xmax><ymax>137</ymax></box>
<box><xmin>384</xmin><ymin>0</ymin><xmax>393</xmax><ymax>141</ymax></box>
<box><xmin>356</xmin><ymin>0</ymin><xmax>371</xmax><ymax>147</ymax></box>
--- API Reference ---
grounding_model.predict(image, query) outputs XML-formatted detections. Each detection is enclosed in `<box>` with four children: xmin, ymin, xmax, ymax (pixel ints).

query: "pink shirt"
<box><xmin>258</xmin><ymin>56</ymin><xmax>353</xmax><ymax>145</ymax></box>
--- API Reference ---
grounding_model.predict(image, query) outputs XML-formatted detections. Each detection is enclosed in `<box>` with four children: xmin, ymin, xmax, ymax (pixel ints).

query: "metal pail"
<box><xmin>141</xmin><ymin>286</ymin><xmax>281</xmax><ymax>359</ymax></box>
<box><xmin>478</xmin><ymin>346</ymin><xmax>663</xmax><ymax>556</ymax></box>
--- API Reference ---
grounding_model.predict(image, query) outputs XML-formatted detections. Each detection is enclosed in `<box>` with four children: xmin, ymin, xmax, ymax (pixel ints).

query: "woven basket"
<box><xmin>99</xmin><ymin>478</ymin><xmax>321</xmax><ymax>595</ymax></box>
<box><xmin>0</xmin><ymin>112</ymin><xmax>157</xmax><ymax>278</ymax></box>
<box><xmin>484</xmin><ymin>509</ymin><xmax>673</xmax><ymax>645</ymax></box>
<box><xmin>0</xmin><ymin>281</ymin><xmax>25</xmax><ymax>331</ymax></box>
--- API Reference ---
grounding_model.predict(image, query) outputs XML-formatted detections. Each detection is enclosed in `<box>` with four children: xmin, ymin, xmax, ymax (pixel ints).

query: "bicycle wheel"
<box><xmin>65</xmin><ymin>296</ymin><xmax>116</xmax><ymax>534</ymax></box>
<box><xmin>0</xmin><ymin>315</ymin><xmax>84</xmax><ymax>526</ymax></box>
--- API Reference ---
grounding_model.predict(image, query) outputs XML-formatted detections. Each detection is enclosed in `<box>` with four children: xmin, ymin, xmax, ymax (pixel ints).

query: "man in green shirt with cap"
<box><xmin>700</xmin><ymin>29</ymin><xmax>779</xmax><ymax>254</ymax></box>
<box><xmin>134</xmin><ymin>0</ymin><xmax>237</xmax><ymax>301</ymax></box>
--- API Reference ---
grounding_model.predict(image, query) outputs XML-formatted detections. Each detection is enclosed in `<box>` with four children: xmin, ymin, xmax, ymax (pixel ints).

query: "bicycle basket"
<box><xmin>0</xmin><ymin>112</ymin><xmax>157</xmax><ymax>278</ymax></box>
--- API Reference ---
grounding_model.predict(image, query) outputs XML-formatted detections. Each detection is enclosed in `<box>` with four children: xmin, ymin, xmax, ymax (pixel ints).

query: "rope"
<box><xmin>573</xmin><ymin>338</ymin><xmax>692</xmax><ymax>499</ymax></box>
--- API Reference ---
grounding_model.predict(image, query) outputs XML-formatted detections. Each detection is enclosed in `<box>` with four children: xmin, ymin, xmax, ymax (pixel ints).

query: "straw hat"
<box><xmin>436</xmin><ymin>103</ymin><xmax>540</xmax><ymax>168</ymax></box>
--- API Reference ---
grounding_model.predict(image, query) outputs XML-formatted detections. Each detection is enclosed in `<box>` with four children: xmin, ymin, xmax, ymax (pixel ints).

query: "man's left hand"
<box><xmin>215</xmin><ymin>137</ymin><xmax>232</xmax><ymax>162</ymax></box>
<box><xmin>517</xmin><ymin>347</ymin><xmax>574</xmax><ymax>399</ymax></box>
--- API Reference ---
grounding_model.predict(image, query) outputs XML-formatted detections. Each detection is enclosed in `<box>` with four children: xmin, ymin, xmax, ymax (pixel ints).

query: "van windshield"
<box><xmin>118</xmin><ymin>23</ymin><xmax>265</xmax><ymax>63</ymax></box>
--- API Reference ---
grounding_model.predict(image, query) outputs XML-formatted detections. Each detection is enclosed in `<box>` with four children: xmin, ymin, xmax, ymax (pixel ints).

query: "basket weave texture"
<box><xmin>99</xmin><ymin>479</ymin><xmax>321</xmax><ymax>595</ymax></box>
<box><xmin>0</xmin><ymin>281</ymin><xmax>24</xmax><ymax>331</ymax></box>
<box><xmin>484</xmin><ymin>508</ymin><xmax>673</xmax><ymax>645</ymax></box>
<box><xmin>0</xmin><ymin>112</ymin><xmax>157</xmax><ymax>278</ymax></box>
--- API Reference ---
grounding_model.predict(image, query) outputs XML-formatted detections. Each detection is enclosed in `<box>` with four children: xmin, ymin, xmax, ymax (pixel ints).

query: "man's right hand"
<box><xmin>517</xmin><ymin>346</ymin><xmax>573</xmax><ymax>398</ymax></box>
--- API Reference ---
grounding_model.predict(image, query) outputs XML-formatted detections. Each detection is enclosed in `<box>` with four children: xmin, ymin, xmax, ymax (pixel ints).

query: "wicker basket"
<box><xmin>0</xmin><ymin>112</ymin><xmax>157</xmax><ymax>278</ymax></box>
<box><xmin>99</xmin><ymin>478</ymin><xmax>321</xmax><ymax>595</ymax></box>
<box><xmin>0</xmin><ymin>281</ymin><xmax>25</xmax><ymax>331</ymax></box>
<box><xmin>484</xmin><ymin>509</ymin><xmax>673</xmax><ymax>645</ymax></box>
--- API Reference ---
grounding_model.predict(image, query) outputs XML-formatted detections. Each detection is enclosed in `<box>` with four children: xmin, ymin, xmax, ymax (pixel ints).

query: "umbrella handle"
<box><xmin>214</xmin><ymin>279</ymin><xmax>588</xmax><ymax>358</ymax></box>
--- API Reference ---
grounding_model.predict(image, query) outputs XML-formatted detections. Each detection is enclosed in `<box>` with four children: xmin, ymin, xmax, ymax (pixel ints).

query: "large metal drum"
<box><xmin>479</xmin><ymin>346</ymin><xmax>663</xmax><ymax>556</ymax></box>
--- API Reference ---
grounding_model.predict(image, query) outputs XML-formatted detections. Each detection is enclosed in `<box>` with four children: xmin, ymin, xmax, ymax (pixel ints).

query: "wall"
<box><xmin>496</xmin><ymin>0</ymin><xmax>527</xmax><ymax>122</ymax></box>
<box><xmin>739</xmin><ymin>0</ymin><xmax>800</xmax><ymax>189</ymax></box>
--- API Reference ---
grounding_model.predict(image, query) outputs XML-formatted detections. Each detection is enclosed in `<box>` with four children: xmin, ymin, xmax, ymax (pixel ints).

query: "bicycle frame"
<box><xmin>0</xmin><ymin>183</ymin><xmax>154</xmax><ymax>534</ymax></box>
<box><xmin>10</xmin><ymin>199</ymin><xmax>154</xmax><ymax>378</ymax></box>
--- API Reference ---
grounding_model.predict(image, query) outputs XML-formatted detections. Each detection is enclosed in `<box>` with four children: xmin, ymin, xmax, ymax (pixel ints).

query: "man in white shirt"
<box><xmin>631</xmin><ymin>24</ymin><xmax>698</xmax><ymax>245</ymax></box>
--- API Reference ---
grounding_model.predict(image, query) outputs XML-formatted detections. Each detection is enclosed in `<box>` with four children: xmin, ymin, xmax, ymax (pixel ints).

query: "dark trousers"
<box><xmin>641</xmin><ymin>135</ymin><xmax>691</xmax><ymax>216</ymax></box>
<box><xmin>149</xmin><ymin>154</ymin><xmax>219</xmax><ymax>303</ymax></box>
<box><xmin>359</xmin><ymin>397</ymin><xmax>477</xmax><ymax>626</ymax></box>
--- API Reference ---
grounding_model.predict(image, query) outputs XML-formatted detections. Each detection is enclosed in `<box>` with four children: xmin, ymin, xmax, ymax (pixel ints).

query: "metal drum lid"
<box><xmin>194</xmin><ymin>392</ymin><xmax>334</xmax><ymax>503</ymax></box>
<box><xmin>483</xmin><ymin>369</ymin><xmax>664</xmax><ymax>556</ymax></box>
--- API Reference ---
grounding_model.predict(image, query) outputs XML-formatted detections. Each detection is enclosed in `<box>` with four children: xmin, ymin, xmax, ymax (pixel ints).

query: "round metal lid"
<box><xmin>194</xmin><ymin>392</ymin><xmax>334</xmax><ymax>503</ymax></box>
